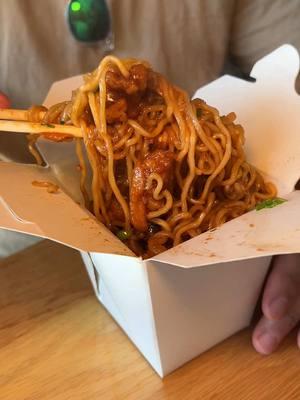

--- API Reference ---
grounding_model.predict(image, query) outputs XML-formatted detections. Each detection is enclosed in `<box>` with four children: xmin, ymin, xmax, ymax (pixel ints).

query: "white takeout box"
<box><xmin>1</xmin><ymin>45</ymin><xmax>300</xmax><ymax>377</ymax></box>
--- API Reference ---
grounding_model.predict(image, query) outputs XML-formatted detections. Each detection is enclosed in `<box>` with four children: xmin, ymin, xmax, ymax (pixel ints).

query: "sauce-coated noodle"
<box><xmin>27</xmin><ymin>57</ymin><xmax>276</xmax><ymax>257</ymax></box>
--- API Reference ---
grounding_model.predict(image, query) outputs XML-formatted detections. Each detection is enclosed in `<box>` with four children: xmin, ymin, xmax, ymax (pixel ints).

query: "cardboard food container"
<box><xmin>1</xmin><ymin>45</ymin><xmax>300</xmax><ymax>377</ymax></box>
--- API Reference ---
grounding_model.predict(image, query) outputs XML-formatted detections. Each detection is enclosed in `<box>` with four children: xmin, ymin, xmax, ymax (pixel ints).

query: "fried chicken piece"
<box><xmin>106</xmin><ymin>98</ymin><xmax>128</xmax><ymax>123</ymax></box>
<box><xmin>130</xmin><ymin>150</ymin><xmax>174</xmax><ymax>232</ymax></box>
<box><xmin>106</xmin><ymin>64</ymin><xmax>150</xmax><ymax>95</ymax></box>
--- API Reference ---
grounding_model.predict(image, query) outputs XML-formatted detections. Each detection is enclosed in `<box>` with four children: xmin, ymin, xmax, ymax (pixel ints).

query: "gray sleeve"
<box><xmin>230</xmin><ymin>0</ymin><xmax>300</xmax><ymax>76</ymax></box>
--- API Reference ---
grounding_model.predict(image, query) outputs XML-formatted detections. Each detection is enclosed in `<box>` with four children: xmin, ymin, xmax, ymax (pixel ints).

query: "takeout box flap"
<box><xmin>0</xmin><ymin>162</ymin><xmax>133</xmax><ymax>256</ymax></box>
<box><xmin>152</xmin><ymin>191</ymin><xmax>300</xmax><ymax>268</ymax></box>
<box><xmin>192</xmin><ymin>44</ymin><xmax>300</xmax><ymax>195</ymax></box>
<box><xmin>0</xmin><ymin>74</ymin><xmax>133</xmax><ymax>256</ymax></box>
<box><xmin>0</xmin><ymin>45</ymin><xmax>300</xmax><ymax>266</ymax></box>
<box><xmin>152</xmin><ymin>44</ymin><xmax>300</xmax><ymax>267</ymax></box>
<box><xmin>37</xmin><ymin>75</ymin><xmax>87</xmax><ymax>203</ymax></box>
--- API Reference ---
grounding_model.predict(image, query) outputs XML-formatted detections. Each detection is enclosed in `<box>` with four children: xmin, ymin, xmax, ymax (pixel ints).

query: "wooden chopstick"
<box><xmin>0</xmin><ymin>108</ymin><xmax>46</xmax><ymax>121</ymax></box>
<box><xmin>0</xmin><ymin>120</ymin><xmax>82</xmax><ymax>138</ymax></box>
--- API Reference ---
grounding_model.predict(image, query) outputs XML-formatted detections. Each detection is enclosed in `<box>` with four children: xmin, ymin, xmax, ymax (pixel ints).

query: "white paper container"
<box><xmin>1</xmin><ymin>45</ymin><xmax>300</xmax><ymax>377</ymax></box>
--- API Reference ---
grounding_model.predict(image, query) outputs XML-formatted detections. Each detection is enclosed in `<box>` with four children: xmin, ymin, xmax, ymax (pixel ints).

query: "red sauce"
<box><xmin>41</xmin><ymin>132</ymin><xmax>73</xmax><ymax>142</ymax></box>
<box><xmin>32</xmin><ymin>180</ymin><xmax>59</xmax><ymax>194</ymax></box>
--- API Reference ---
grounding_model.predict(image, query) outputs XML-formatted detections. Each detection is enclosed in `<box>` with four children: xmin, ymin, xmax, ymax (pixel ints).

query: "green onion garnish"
<box><xmin>255</xmin><ymin>198</ymin><xmax>287</xmax><ymax>211</ymax></box>
<box><xmin>117</xmin><ymin>230</ymin><xmax>132</xmax><ymax>241</ymax></box>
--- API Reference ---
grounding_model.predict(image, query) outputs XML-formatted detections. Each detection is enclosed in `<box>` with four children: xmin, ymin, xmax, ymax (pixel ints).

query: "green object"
<box><xmin>255</xmin><ymin>197</ymin><xmax>287</xmax><ymax>211</ymax></box>
<box><xmin>117</xmin><ymin>230</ymin><xmax>132</xmax><ymax>241</ymax></box>
<box><xmin>71</xmin><ymin>1</ymin><xmax>81</xmax><ymax>12</ymax></box>
<box><xmin>67</xmin><ymin>0</ymin><xmax>111</xmax><ymax>42</ymax></box>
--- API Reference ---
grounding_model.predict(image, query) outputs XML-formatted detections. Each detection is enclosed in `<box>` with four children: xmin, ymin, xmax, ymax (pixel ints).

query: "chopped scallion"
<box><xmin>117</xmin><ymin>230</ymin><xmax>132</xmax><ymax>241</ymax></box>
<box><xmin>255</xmin><ymin>197</ymin><xmax>287</xmax><ymax>211</ymax></box>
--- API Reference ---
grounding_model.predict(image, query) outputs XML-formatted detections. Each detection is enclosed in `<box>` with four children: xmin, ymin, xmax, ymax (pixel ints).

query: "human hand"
<box><xmin>252</xmin><ymin>254</ymin><xmax>300</xmax><ymax>354</ymax></box>
<box><xmin>0</xmin><ymin>92</ymin><xmax>10</xmax><ymax>108</ymax></box>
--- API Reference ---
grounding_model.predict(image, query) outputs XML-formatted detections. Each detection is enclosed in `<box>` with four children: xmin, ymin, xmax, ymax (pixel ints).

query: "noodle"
<box><xmin>27</xmin><ymin>135</ymin><xmax>44</xmax><ymax>166</ymax></box>
<box><xmin>26</xmin><ymin>56</ymin><xmax>277</xmax><ymax>258</ymax></box>
<box><xmin>75</xmin><ymin>138</ymin><xmax>89</xmax><ymax>209</ymax></box>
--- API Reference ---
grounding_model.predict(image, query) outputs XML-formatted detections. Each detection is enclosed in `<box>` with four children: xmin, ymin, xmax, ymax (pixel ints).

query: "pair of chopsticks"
<box><xmin>0</xmin><ymin>109</ymin><xmax>82</xmax><ymax>138</ymax></box>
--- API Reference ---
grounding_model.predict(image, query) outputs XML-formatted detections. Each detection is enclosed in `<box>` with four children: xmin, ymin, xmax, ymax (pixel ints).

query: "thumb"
<box><xmin>252</xmin><ymin>254</ymin><xmax>300</xmax><ymax>354</ymax></box>
<box><xmin>0</xmin><ymin>92</ymin><xmax>10</xmax><ymax>108</ymax></box>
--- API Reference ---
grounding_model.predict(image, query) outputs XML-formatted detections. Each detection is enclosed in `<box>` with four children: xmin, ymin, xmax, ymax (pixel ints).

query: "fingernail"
<box><xmin>257</xmin><ymin>333</ymin><xmax>278</xmax><ymax>354</ymax></box>
<box><xmin>268</xmin><ymin>297</ymin><xmax>289</xmax><ymax>319</ymax></box>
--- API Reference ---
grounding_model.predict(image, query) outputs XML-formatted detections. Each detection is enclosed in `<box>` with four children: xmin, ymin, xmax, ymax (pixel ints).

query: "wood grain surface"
<box><xmin>0</xmin><ymin>240</ymin><xmax>299</xmax><ymax>400</ymax></box>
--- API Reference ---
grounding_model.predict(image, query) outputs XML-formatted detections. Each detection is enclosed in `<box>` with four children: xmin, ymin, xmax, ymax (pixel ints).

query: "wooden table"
<box><xmin>0</xmin><ymin>241</ymin><xmax>299</xmax><ymax>400</ymax></box>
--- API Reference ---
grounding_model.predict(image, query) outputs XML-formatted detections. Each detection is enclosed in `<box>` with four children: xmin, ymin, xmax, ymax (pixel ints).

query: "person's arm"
<box><xmin>0</xmin><ymin>92</ymin><xmax>35</xmax><ymax>163</ymax></box>
<box><xmin>230</xmin><ymin>0</ymin><xmax>300</xmax><ymax>353</ymax></box>
<box><xmin>0</xmin><ymin>92</ymin><xmax>10</xmax><ymax>108</ymax></box>
<box><xmin>229</xmin><ymin>0</ymin><xmax>300</xmax><ymax>79</ymax></box>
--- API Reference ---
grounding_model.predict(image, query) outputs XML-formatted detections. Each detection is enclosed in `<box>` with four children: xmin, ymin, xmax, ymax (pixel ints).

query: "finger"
<box><xmin>0</xmin><ymin>92</ymin><xmax>10</xmax><ymax>108</ymax></box>
<box><xmin>253</xmin><ymin>310</ymin><xmax>300</xmax><ymax>355</ymax></box>
<box><xmin>252</xmin><ymin>254</ymin><xmax>300</xmax><ymax>354</ymax></box>
<box><xmin>262</xmin><ymin>254</ymin><xmax>300</xmax><ymax>320</ymax></box>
